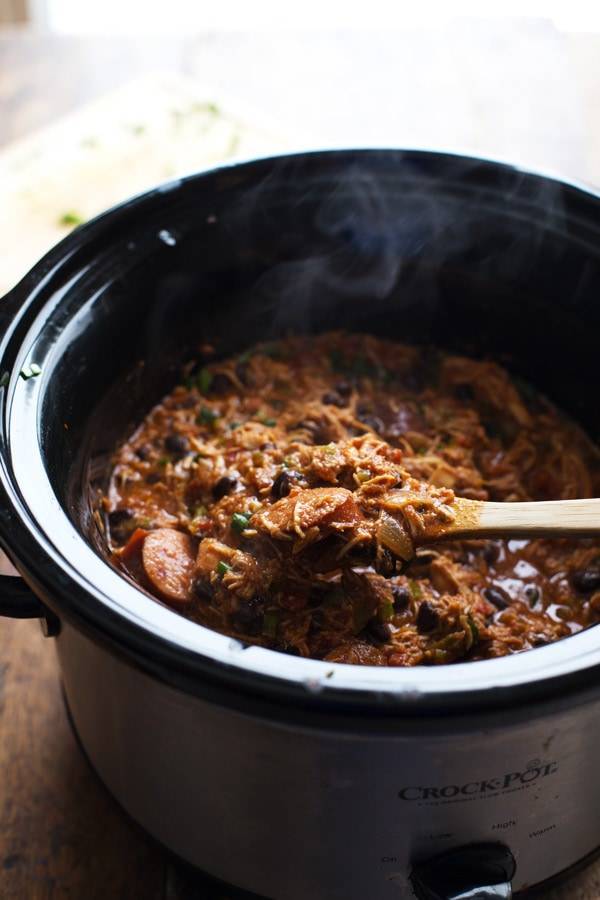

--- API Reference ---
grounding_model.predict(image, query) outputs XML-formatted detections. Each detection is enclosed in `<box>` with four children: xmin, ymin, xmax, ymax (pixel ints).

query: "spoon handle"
<box><xmin>440</xmin><ymin>497</ymin><xmax>600</xmax><ymax>540</ymax></box>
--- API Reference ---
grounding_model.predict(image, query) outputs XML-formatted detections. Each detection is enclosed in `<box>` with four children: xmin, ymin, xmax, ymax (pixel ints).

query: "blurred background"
<box><xmin>3</xmin><ymin>1</ymin><xmax>600</xmax><ymax>295</ymax></box>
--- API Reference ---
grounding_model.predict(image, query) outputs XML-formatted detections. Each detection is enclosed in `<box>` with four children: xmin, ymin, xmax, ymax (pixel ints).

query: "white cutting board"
<box><xmin>0</xmin><ymin>72</ymin><xmax>302</xmax><ymax>576</ymax></box>
<box><xmin>0</xmin><ymin>71</ymin><xmax>302</xmax><ymax>296</ymax></box>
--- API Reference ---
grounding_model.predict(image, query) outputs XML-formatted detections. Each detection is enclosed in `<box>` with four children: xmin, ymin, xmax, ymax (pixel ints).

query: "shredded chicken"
<box><xmin>102</xmin><ymin>332</ymin><xmax>600</xmax><ymax>666</ymax></box>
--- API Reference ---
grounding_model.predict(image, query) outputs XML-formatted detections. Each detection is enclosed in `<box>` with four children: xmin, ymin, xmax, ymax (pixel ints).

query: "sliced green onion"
<box><xmin>379</xmin><ymin>601</ymin><xmax>395</xmax><ymax>622</ymax></box>
<box><xmin>197</xmin><ymin>368</ymin><xmax>212</xmax><ymax>394</ymax></box>
<box><xmin>231</xmin><ymin>512</ymin><xmax>250</xmax><ymax>533</ymax></box>
<box><xmin>262</xmin><ymin>611</ymin><xmax>279</xmax><ymax>637</ymax></box>
<box><xmin>20</xmin><ymin>363</ymin><xmax>42</xmax><ymax>381</ymax></box>
<box><xmin>467</xmin><ymin>613</ymin><xmax>479</xmax><ymax>643</ymax></box>
<box><xmin>216</xmin><ymin>560</ymin><xmax>231</xmax><ymax>576</ymax></box>
<box><xmin>197</xmin><ymin>406</ymin><xmax>219</xmax><ymax>425</ymax></box>
<box><xmin>408</xmin><ymin>579</ymin><xmax>422</xmax><ymax>600</ymax></box>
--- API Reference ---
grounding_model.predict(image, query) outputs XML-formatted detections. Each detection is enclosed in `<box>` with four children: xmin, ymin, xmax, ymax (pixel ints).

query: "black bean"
<box><xmin>192</xmin><ymin>577</ymin><xmax>213</xmax><ymax>600</ymax></box>
<box><xmin>291</xmin><ymin>420</ymin><xmax>329</xmax><ymax>444</ymax></box>
<box><xmin>482</xmin><ymin>542</ymin><xmax>500</xmax><ymax>565</ymax></box>
<box><xmin>355</xmin><ymin>402</ymin><xmax>384</xmax><ymax>433</ymax></box>
<box><xmin>572</xmin><ymin>568</ymin><xmax>600</xmax><ymax>594</ymax></box>
<box><xmin>524</xmin><ymin>584</ymin><xmax>541</xmax><ymax>606</ymax></box>
<box><xmin>335</xmin><ymin>380</ymin><xmax>352</xmax><ymax>397</ymax></box>
<box><xmin>272</xmin><ymin>470</ymin><xmax>292</xmax><ymax>499</ymax></box>
<box><xmin>108</xmin><ymin>508</ymin><xmax>133</xmax><ymax>526</ymax></box>
<box><xmin>375</xmin><ymin>548</ymin><xmax>396</xmax><ymax>577</ymax></box>
<box><xmin>392</xmin><ymin>585</ymin><xmax>410</xmax><ymax>612</ymax></box>
<box><xmin>483</xmin><ymin>586</ymin><xmax>510</xmax><ymax>610</ymax></box>
<box><xmin>135</xmin><ymin>444</ymin><xmax>152</xmax><ymax>461</ymax></box>
<box><xmin>366</xmin><ymin>618</ymin><xmax>392</xmax><ymax>644</ymax></box>
<box><xmin>231</xmin><ymin>598</ymin><xmax>264</xmax><ymax>635</ymax></box>
<box><xmin>322</xmin><ymin>391</ymin><xmax>347</xmax><ymax>408</ymax></box>
<box><xmin>165</xmin><ymin>434</ymin><xmax>189</xmax><ymax>456</ymax></box>
<box><xmin>213</xmin><ymin>475</ymin><xmax>237</xmax><ymax>500</ymax></box>
<box><xmin>416</xmin><ymin>601</ymin><xmax>439</xmax><ymax>633</ymax></box>
<box><xmin>210</xmin><ymin>372</ymin><xmax>233</xmax><ymax>395</ymax></box>
<box><xmin>108</xmin><ymin>508</ymin><xmax>135</xmax><ymax>543</ymax></box>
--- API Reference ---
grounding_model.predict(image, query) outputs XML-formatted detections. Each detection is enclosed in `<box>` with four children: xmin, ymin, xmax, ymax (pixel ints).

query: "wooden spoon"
<box><xmin>430</xmin><ymin>497</ymin><xmax>600</xmax><ymax>542</ymax></box>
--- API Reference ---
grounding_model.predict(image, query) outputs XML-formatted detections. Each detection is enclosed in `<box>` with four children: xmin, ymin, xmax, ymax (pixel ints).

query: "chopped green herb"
<box><xmin>231</xmin><ymin>512</ymin><xmax>250</xmax><ymax>533</ymax></box>
<box><xmin>197</xmin><ymin>406</ymin><xmax>219</xmax><ymax>425</ymax></box>
<box><xmin>197</xmin><ymin>368</ymin><xmax>212</xmax><ymax>394</ymax></box>
<box><xmin>379</xmin><ymin>601</ymin><xmax>395</xmax><ymax>622</ymax></box>
<box><xmin>0</xmin><ymin>371</ymin><xmax>9</xmax><ymax>388</ymax></box>
<box><xmin>158</xmin><ymin>457</ymin><xmax>170</xmax><ymax>466</ymax></box>
<box><xmin>467</xmin><ymin>613</ymin><xmax>479</xmax><ymax>643</ymax></box>
<box><xmin>260</xmin><ymin>416</ymin><xmax>277</xmax><ymax>428</ymax></box>
<box><xmin>58</xmin><ymin>210</ymin><xmax>84</xmax><ymax>227</ymax></box>
<box><xmin>408</xmin><ymin>579</ymin><xmax>423</xmax><ymax>600</ymax></box>
<box><xmin>262</xmin><ymin>611</ymin><xmax>279</xmax><ymax>637</ymax></box>
<box><xmin>216</xmin><ymin>560</ymin><xmax>231</xmax><ymax>576</ymax></box>
<box><xmin>20</xmin><ymin>363</ymin><xmax>42</xmax><ymax>381</ymax></box>
<box><xmin>191</xmin><ymin>100</ymin><xmax>220</xmax><ymax>116</ymax></box>
<box><xmin>229</xmin><ymin>421</ymin><xmax>240</xmax><ymax>430</ymax></box>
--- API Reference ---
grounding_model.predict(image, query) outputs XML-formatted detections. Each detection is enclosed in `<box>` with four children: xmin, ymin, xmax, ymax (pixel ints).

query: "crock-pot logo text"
<box><xmin>398</xmin><ymin>760</ymin><xmax>558</xmax><ymax>802</ymax></box>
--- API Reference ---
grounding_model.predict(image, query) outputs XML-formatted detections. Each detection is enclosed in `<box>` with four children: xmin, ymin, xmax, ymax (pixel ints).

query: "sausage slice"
<box><xmin>142</xmin><ymin>528</ymin><xmax>196</xmax><ymax>605</ymax></box>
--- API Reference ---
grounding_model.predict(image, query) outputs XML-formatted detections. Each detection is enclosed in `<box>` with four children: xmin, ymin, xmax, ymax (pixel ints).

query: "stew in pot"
<box><xmin>101</xmin><ymin>333</ymin><xmax>600</xmax><ymax>666</ymax></box>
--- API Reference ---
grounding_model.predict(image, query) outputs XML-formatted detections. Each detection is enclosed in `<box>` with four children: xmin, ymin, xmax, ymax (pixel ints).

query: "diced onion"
<box><xmin>376</xmin><ymin>512</ymin><xmax>414</xmax><ymax>561</ymax></box>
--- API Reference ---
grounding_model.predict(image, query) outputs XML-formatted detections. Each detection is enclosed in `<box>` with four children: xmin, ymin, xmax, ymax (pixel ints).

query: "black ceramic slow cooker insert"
<box><xmin>1</xmin><ymin>150</ymin><xmax>600</xmax><ymax>900</ymax></box>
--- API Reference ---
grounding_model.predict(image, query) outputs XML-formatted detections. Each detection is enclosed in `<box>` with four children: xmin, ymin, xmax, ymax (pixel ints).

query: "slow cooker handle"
<box><xmin>0</xmin><ymin>574</ymin><xmax>45</xmax><ymax>618</ymax></box>
<box><xmin>410</xmin><ymin>843</ymin><xmax>515</xmax><ymax>900</ymax></box>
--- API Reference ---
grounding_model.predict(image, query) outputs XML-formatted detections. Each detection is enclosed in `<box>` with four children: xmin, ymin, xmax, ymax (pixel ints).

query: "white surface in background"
<box><xmin>39</xmin><ymin>0</ymin><xmax>600</xmax><ymax>35</ymax></box>
<box><xmin>0</xmin><ymin>73</ymin><xmax>300</xmax><ymax>295</ymax></box>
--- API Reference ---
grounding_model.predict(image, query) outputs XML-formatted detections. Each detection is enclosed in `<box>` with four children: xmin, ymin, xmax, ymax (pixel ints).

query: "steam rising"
<box><xmin>222</xmin><ymin>153</ymin><xmax>572</xmax><ymax>340</ymax></box>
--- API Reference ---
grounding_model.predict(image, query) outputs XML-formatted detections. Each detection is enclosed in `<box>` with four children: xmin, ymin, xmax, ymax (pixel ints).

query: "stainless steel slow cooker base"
<box><xmin>57</xmin><ymin>623</ymin><xmax>600</xmax><ymax>899</ymax></box>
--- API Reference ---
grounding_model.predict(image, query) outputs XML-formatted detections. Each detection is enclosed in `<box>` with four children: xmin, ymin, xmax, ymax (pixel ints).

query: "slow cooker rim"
<box><xmin>2</xmin><ymin>147</ymin><xmax>600</xmax><ymax>717</ymax></box>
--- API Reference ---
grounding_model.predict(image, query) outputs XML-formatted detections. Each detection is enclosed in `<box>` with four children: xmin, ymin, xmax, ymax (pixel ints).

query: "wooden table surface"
<box><xmin>2</xmin><ymin>22</ymin><xmax>600</xmax><ymax>900</ymax></box>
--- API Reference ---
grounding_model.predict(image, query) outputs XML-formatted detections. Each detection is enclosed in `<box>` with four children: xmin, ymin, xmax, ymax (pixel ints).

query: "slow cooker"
<box><xmin>1</xmin><ymin>150</ymin><xmax>600</xmax><ymax>899</ymax></box>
